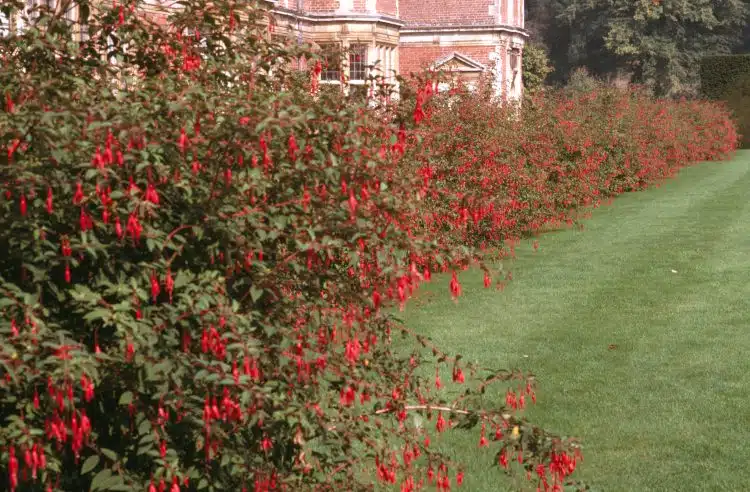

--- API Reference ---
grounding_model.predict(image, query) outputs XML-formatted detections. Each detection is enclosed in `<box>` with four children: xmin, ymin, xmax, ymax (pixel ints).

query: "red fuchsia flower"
<box><xmin>5</xmin><ymin>92</ymin><xmax>13</xmax><ymax>113</ymax></box>
<box><xmin>165</xmin><ymin>270</ymin><xmax>174</xmax><ymax>303</ymax></box>
<box><xmin>194</xmin><ymin>114</ymin><xmax>201</xmax><ymax>136</ymax></box>
<box><xmin>46</xmin><ymin>187</ymin><xmax>53</xmax><ymax>214</ymax></box>
<box><xmin>435</xmin><ymin>368</ymin><xmax>442</xmax><ymax>389</ymax></box>
<box><xmin>228</xmin><ymin>7</ymin><xmax>236</xmax><ymax>31</ymax></box>
<box><xmin>150</xmin><ymin>273</ymin><xmax>160</xmax><ymax>302</ymax></box>
<box><xmin>19</xmin><ymin>193</ymin><xmax>27</xmax><ymax>216</ymax></box>
<box><xmin>79</xmin><ymin>208</ymin><xmax>93</xmax><ymax>231</ymax></box>
<box><xmin>372</xmin><ymin>289</ymin><xmax>382</xmax><ymax>310</ymax></box>
<box><xmin>114</xmin><ymin>216</ymin><xmax>123</xmax><ymax>239</ymax></box>
<box><xmin>478</xmin><ymin>423</ymin><xmax>489</xmax><ymax>447</ymax></box>
<box><xmin>288</xmin><ymin>134</ymin><xmax>298</xmax><ymax>162</ymax></box>
<box><xmin>452</xmin><ymin>366</ymin><xmax>464</xmax><ymax>383</ymax></box>
<box><xmin>345</xmin><ymin>337</ymin><xmax>360</xmax><ymax>364</ymax></box>
<box><xmin>8</xmin><ymin>445</ymin><xmax>18</xmax><ymax>491</ymax></box>
<box><xmin>127</xmin><ymin>177</ymin><xmax>139</xmax><ymax>195</ymax></box>
<box><xmin>7</xmin><ymin>138</ymin><xmax>20</xmax><ymax>162</ymax></box>
<box><xmin>310</xmin><ymin>60</ymin><xmax>322</xmax><ymax>94</ymax></box>
<box><xmin>499</xmin><ymin>448</ymin><xmax>508</xmax><ymax>468</ymax></box>
<box><xmin>145</xmin><ymin>183</ymin><xmax>160</xmax><ymax>205</ymax></box>
<box><xmin>260</xmin><ymin>134</ymin><xmax>271</xmax><ymax>172</ymax></box>
<box><xmin>73</xmin><ymin>182</ymin><xmax>84</xmax><ymax>204</ymax></box>
<box><xmin>92</xmin><ymin>146</ymin><xmax>104</xmax><ymax>169</ymax></box>
<box><xmin>414</xmin><ymin>91</ymin><xmax>426</xmax><ymax>125</ymax></box>
<box><xmin>261</xmin><ymin>434</ymin><xmax>273</xmax><ymax>452</ymax></box>
<box><xmin>65</xmin><ymin>264</ymin><xmax>71</xmax><ymax>283</ymax></box>
<box><xmin>348</xmin><ymin>189</ymin><xmax>358</xmax><ymax>220</ymax></box>
<box><xmin>436</xmin><ymin>412</ymin><xmax>446</xmax><ymax>432</ymax></box>
<box><xmin>81</xmin><ymin>373</ymin><xmax>95</xmax><ymax>402</ymax></box>
<box><xmin>339</xmin><ymin>386</ymin><xmax>356</xmax><ymax>407</ymax></box>
<box><xmin>483</xmin><ymin>271</ymin><xmax>491</xmax><ymax>288</ymax></box>
<box><xmin>178</xmin><ymin>127</ymin><xmax>188</xmax><ymax>153</ymax></box>
<box><xmin>449</xmin><ymin>271</ymin><xmax>461</xmax><ymax>300</ymax></box>
<box><xmin>126</xmin><ymin>212</ymin><xmax>142</xmax><ymax>241</ymax></box>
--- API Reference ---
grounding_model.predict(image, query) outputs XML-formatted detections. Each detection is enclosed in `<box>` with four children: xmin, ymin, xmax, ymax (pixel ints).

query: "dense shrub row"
<box><xmin>404</xmin><ymin>80</ymin><xmax>738</xmax><ymax>255</ymax></box>
<box><xmin>0</xmin><ymin>1</ymin><xmax>738</xmax><ymax>492</ymax></box>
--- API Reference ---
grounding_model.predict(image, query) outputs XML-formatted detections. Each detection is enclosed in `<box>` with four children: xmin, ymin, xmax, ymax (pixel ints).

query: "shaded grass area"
<box><xmin>400</xmin><ymin>152</ymin><xmax>750</xmax><ymax>491</ymax></box>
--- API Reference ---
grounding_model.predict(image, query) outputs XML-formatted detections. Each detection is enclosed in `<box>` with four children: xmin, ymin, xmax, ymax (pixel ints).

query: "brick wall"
<box><xmin>376</xmin><ymin>0</ymin><xmax>398</xmax><ymax>16</ymax></box>
<box><xmin>399</xmin><ymin>45</ymin><xmax>495</xmax><ymax>75</ymax></box>
<box><xmin>399</xmin><ymin>0</ymin><xmax>494</xmax><ymax>27</ymax></box>
<box><xmin>293</xmin><ymin>0</ymin><xmax>397</xmax><ymax>15</ymax></box>
<box><xmin>300</xmin><ymin>0</ymin><xmax>339</xmax><ymax>11</ymax></box>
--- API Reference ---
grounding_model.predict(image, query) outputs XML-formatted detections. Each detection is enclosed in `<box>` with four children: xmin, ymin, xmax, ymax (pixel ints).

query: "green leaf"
<box><xmin>118</xmin><ymin>391</ymin><xmax>133</xmax><ymax>405</ymax></box>
<box><xmin>81</xmin><ymin>455</ymin><xmax>100</xmax><ymax>475</ymax></box>
<box><xmin>250</xmin><ymin>286</ymin><xmax>263</xmax><ymax>302</ymax></box>
<box><xmin>101</xmin><ymin>448</ymin><xmax>118</xmax><ymax>461</ymax></box>
<box><xmin>83</xmin><ymin>308</ymin><xmax>110</xmax><ymax>323</ymax></box>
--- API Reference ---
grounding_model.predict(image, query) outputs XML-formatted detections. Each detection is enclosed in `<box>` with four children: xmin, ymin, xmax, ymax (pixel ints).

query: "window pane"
<box><xmin>321</xmin><ymin>45</ymin><xmax>341</xmax><ymax>81</ymax></box>
<box><xmin>349</xmin><ymin>44</ymin><xmax>367</xmax><ymax>81</ymax></box>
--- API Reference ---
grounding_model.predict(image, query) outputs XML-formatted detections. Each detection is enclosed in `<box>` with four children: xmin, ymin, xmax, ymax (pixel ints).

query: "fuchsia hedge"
<box><xmin>0</xmin><ymin>2</ymin><xmax>739</xmax><ymax>492</ymax></box>
<box><xmin>404</xmin><ymin>83</ymin><xmax>739</xmax><ymax>256</ymax></box>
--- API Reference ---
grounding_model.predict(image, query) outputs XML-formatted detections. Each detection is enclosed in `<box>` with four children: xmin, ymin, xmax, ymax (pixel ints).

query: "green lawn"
<box><xmin>400</xmin><ymin>151</ymin><xmax>750</xmax><ymax>491</ymax></box>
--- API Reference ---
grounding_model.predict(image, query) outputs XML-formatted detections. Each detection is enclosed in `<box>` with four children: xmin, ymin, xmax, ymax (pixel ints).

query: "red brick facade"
<box><xmin>272</xmin><ymin>0</ymin><xmax>527</xmax><ymax>99</ymax></box>
<box><xmin>376</xmin><ymin>0</ymin><xmax>398</xmax><ymax>17</ymax></box>
<box><xmin>400</xmin><ymin>0</ymin><xmax>495</xmax><ymax>27</ymax></box>
<box><xmin>276</xmin><ymin>0</ymin><xmax>398</xmax><ymax>15</ymax></box>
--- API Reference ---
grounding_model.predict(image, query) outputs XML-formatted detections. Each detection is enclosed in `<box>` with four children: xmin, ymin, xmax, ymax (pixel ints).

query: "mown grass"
<box><xmin>400</xmin><ymin>152</ymin><xmax>750</xmax><ymax>491</ymax></box>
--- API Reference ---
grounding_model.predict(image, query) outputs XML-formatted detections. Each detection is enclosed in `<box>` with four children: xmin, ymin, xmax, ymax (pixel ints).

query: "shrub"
<box><xmin>700</xmin><ymin>55</ymin><xmax>750</xmax><ymax>147</ymax></box>
<box><xmin>404</xmin><ymin>79</ymin><xmax>738</xmax><ymax>255</ymax></box>
<box><xmin>564</xmin><ymin>67</ymin><xmax>601</xmax><ymax>95</ymax></box>
<box><xmin>723</xmin><ymin>74</ymin><xmax>750</xmax><ymax>147</ymax></box>
<box><xmin>699</xmin><ymin>55</ymin><xmax>750</xmax><ymax>100</ymax></box>
<box><xmin>0</xmin><ymin>1</ymin><xmax>582</xmax><ymax>492</ymax></box>
<box><xmin>522</xmin><ymin>44</ymin><xmax>554</xmax><ymax>95</ymax></box>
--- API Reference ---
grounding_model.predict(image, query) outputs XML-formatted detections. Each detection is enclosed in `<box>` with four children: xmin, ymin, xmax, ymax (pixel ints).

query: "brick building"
<box><xmin>272</xmin><ymin>0</ymin><xmax>527</xmax><ymax>99</ymax></box>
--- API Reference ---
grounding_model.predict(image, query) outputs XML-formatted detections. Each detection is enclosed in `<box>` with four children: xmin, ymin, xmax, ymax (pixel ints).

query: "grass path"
<box><xmin>401</xmin><ymin>151</ymin><xmax>750</xmax><ymax>491</ymax></box>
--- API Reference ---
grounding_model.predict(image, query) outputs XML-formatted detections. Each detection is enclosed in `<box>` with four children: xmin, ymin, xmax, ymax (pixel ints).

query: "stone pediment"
<box><xmin>431</xmin><ymin>52</ymin><xmax>486</xmax><ymax>73</ymax></box>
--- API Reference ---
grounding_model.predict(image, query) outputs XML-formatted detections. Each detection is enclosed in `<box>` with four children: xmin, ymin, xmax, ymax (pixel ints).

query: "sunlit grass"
<box><xmin>400</xmin><ymin>152</ymin><xmax>750</xmax><ymax>491</ymax></box>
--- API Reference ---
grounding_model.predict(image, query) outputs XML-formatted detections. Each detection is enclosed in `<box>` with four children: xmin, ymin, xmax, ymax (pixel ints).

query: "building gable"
<box><xmin>432</xmin><ymin>52</ymin><xmax>487</xmax><ymax>73</ymax></box>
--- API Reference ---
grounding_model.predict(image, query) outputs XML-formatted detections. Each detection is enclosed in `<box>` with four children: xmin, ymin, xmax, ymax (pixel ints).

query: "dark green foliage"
<box><xmin>700</xmin><ymin>55</ymin><xmax>750</xmax><ymax>99</ymax></box>
<box><xmin>528</xmin><ymin>0</ymin><xmax>748</xmax><ymax>96</ymax></box>
<box><xmin>700</xmin><ymin>55</ymin><xmax>750</xmax><ymax>147</ymax></box>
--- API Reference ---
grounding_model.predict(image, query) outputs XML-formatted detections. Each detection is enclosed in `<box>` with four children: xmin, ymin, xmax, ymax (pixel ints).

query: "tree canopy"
<box><xmin>526</xmin><ymin>0</ymin><xmax>749</xmax><ymax>96</ymax></box>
